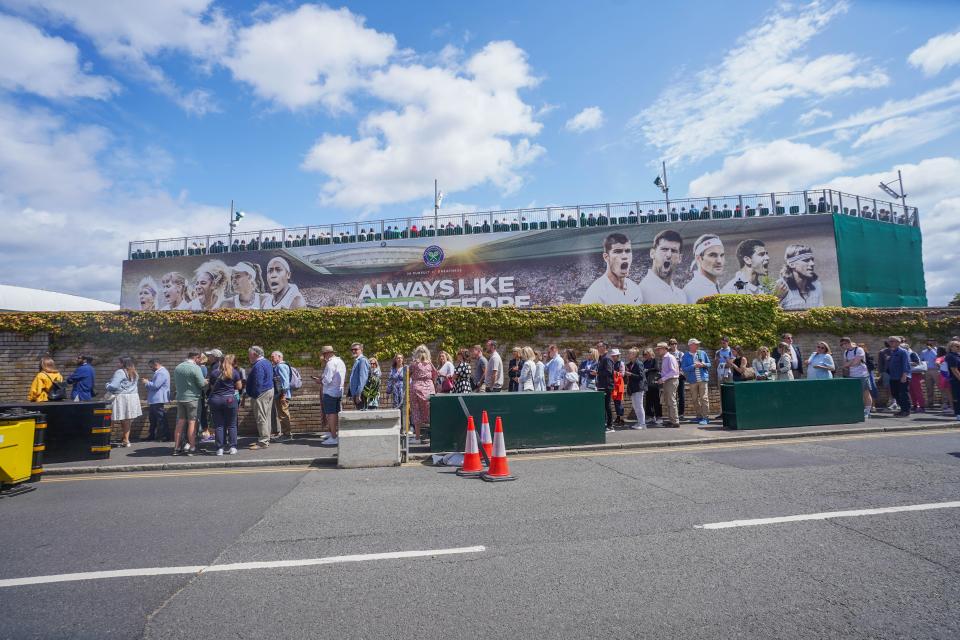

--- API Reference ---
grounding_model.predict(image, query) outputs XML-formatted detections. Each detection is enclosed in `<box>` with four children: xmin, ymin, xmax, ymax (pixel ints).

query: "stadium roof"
<box><xmin>0</xmin><ymin>284</ymin><xmax>119</xmax><ymax>312</ymax></box>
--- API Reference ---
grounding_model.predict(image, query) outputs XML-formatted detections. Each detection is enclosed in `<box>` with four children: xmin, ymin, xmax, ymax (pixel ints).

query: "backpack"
<box><xmin>864</xmin><ymin>351</ymin><xmax>875</xmax><ymax>372</ymax></box>
<box><xmin>43</xmin><ymin>373</ymin><xmax>67</xmax><ymax>401</ymax></box>
<box><xmin>288</xmin><ymin>365</ymin><xmax>303</xmax><ymax>390</ymax></box>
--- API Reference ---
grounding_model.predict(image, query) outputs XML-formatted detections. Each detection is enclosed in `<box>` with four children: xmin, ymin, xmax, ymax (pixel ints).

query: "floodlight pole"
<box><xmin>228</xmin><ymin>199</ymin><xmax>234</xmax><ymax>246</ymax></box>
<box><xmin>662</xmin><ymin>161</ymin><xmax>671</xmax><ymax>214</ymax></box>
<box><xmin>434</xmin><ymin>179</ymin><xmax>439</xmax><ymax>229</ymax></box>
<box><xmin>897</xmin><ymin>170</ymin><xmax>907</xmax><ymax>210</ymax></box>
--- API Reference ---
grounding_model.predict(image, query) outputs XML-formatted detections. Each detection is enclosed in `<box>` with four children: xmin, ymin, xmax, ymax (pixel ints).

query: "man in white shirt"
<box><xmin>312</xmin><ymin>345</ymin><xmax>346</xmax><ymax>445</ymax></box>
<box><xmin>721</xmin><ymin>239</ymin><xmax>770</xmax><ymax>295</ymax></box>
<box><xmin>484</xmin><ymin>340</ymin><xmax>504</xmax><ymax>392</ymax></box>
<box><xmin>684</xmin><ymin>234</ymin><xmax>725</xmax><ymax>303</ymax></box>
<box><xmin>639</xmin><ymin>229</ymin><xmax>686</xmax><ymax>304</ymax></box>
<box><xmin>581</xmin><ymin>233</ymin><xmax>644</xmax><ymax>305</ymax></box>
<box><xmin>545</xmin><ymin>344</ymin><xmax>566</xmax><ymax>390</ymax></box>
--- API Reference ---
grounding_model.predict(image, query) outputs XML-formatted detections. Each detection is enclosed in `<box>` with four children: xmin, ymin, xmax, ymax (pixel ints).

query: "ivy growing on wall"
<box><xmin>0</xmin><ymin>296</ymin><xmax>956</xmax><ymax>365</ymax></box>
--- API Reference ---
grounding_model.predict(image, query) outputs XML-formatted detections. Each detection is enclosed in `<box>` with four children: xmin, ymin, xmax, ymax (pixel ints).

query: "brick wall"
<box><xmin>0</xmin><ymin>332</ymin><xmax>52</xmax><ymax>403</ymax></box>
<box><xmin>2</xmin><ymin>316</ymin><xmax>956</xmax><ymax>439</ymax></box>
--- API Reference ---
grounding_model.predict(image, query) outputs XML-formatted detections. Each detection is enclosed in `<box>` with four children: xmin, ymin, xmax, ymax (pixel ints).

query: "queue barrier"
<box><xmin>720</xmin><ymin>378</ymin><xmax>864</xmax><ymax>429</ymax></box>
<box><xmin>0</xmin><ymin>410</ymin><xmax>44</xmax><ymax>488</ymax></box>
<box><xmin>429</xmin><ymin>390</ymin><xmax>605</xmax><ymax>452</ymax></box>
<box><xmin>0</xmin><ymin>401</ymin><xmax>112</xmax><ymax>462</ymax></box>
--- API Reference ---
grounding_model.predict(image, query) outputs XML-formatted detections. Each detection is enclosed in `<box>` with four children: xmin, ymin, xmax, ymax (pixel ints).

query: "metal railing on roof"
<box><xmin>128</xmin><ymin>188</ymin><xmax>919</xmax><ymax>259</ymax></box>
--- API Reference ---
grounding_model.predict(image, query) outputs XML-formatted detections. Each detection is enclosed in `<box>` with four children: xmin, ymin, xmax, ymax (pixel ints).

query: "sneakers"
<box><xmin>629</xmin><ymin>424</ymin><xmax>646</xmax><ymax>430</ymax></box>
<box><xmin>605</xmin><ymin>426</ymin><xmax>615</xmax><ymax>433</ymax></box>
<box><xmin>228</xmin><ymin>447</ymin><xmax>238</xmax><ymax>455</ymax></box>
<box><xmin>325</xmin><ymin>437</ymin><xmax>339</xmax><ymax>446</ymax></box>
<box><xmin>216</xmin><ymin>448</ymin><xmax>224</xmax><ymax>456</ymax></box>
<box><xmin>698</xmin><ymin>418</ymin><xmax>709</xmax><ymax>426</ymax></box>
<box><xmin>182</xmin><ymin>444</ymin><xmax>191</xmax><ymax>454</ymax></box>
<box><xmin>407</xmin><ymin>436</ymin><xmax>421</xmax><ymax>445</ymax></box>
<box><xmin>654</xmin><ymin>419</ymin><xmax>663</xmax><ymax>426</ymax></box>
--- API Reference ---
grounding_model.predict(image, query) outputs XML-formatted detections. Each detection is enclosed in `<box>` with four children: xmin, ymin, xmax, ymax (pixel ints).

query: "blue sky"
<box><xmin>1</xmin><ymin>0</ymin><xmax>958</xmax><ymax>303</ymax></box>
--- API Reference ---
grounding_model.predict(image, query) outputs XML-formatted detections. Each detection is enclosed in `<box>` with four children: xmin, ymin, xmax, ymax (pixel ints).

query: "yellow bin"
<box><xmin>0</xmin><ymin>415</ymin><xmax>37</xmax><ymax>487</ymax></box>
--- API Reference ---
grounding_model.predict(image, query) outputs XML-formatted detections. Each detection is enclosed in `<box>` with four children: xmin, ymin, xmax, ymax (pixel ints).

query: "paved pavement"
<box><xmin>42</xmin><ymin>409</ymin><xmax>959</xmax><ymax>473</ymax></box>
<box><xmin>3</xmin><ymin>427</ymin><xmax>960</xmax><ymax>639</ymax></box>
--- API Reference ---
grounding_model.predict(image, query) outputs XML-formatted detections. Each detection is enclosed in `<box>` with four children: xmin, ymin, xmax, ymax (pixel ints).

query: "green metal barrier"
<box><xmin>720</xmin><ymin>379</ymin><xmax>864</xmax><ymax>429</ymax></box>
<box><xmin>429</xmin><ymin>391</ymin><xmax>605</xmax><ymax>452</ymax></box>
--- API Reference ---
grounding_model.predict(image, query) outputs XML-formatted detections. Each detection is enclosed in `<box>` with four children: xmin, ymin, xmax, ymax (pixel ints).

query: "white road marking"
<box><xmin>696</xmin><ymin>501</ymin><xmax>960</xmax><ymax>530</ymax></box>
<box><xmin>0</xmin><ymin>546</ymin><xmax>485</xmax><ymax>589</ymax></box>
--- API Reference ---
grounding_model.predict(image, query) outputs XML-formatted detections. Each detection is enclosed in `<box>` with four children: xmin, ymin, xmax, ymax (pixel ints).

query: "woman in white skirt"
<box><xmin>107</xmin><ymin>357</ymin><xmax>142</xmax><ymax>447</ymax></box>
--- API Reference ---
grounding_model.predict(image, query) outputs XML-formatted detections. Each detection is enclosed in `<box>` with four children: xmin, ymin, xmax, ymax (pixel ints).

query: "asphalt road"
<box><xmin>2</xmin><ymin>428</ymin><xmax>959</xmax><ymax>639</ymax></box>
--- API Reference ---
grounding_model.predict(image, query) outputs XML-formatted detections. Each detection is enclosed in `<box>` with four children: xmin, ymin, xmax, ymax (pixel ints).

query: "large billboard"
<box><xmin>121</xmin><ymin>216</ymin><xmax>840</xmax><ymax>311</ymax></box>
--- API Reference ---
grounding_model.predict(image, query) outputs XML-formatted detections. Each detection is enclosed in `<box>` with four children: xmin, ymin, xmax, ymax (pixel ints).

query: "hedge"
<box><xmin>0</xmin><ymin>296</ymin><xmax>957</xmax><ymax>365</ymax></box>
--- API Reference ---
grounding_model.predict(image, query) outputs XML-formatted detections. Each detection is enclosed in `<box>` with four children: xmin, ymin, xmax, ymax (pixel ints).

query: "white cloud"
<box><xmin>0</xmin><ymin>13</ymin><xmax>118</xmax><ymax>99</ymax></box>
<box><xmin>224</xmin><ymin>4</ymin><xmax>396</xmax><ymax>111</ymax></box>
<box><xmin>0</xmin><ymin>100</ymin><xmax>280</xmax><ymax>302</ymax></box>
<box><xmin>565</xmin><ymin>106</ymin><xmax>604</xmax><ymax>133</ymax></box>
<box><xmin>632</xmin><ymin>1</ymin><xmax>888</xmax><ymax>164</ymax></box>
<box><xmin>908</xmin><ymin>29</ymin><xmax>960</xmax><ymax>76</ymax></box>
<box><xmin>688</xmin><ymin>139</ymin><xmax>848</xmax><ymax>195</ymax></box>
<box><xmin>798</xmin><ymin>107</ymin><xmax>832</xmax><ymax>126</ymax></box>
<box><xmin>4</xmin><ymin>0</ymin><xmax>231</xmax><ymax>114</ymax></box>
<box><xmin>302</xmin><ymin>40</ymin><xmax>543</xmax><ymax>210</ymax></box>
<box><xmin>795</xmin><ymin>78</ymin><xmax>960</xmax><ymax>141</ymax></box>
<box><xmin>816</xmin><ymin>157</ymin><xmax>960</xmax><ymax>306</ymax></box>
<box><xmin>850</xmin><ymin>108</ymin><xmax>960</xmax><ymax>151</ymax></box>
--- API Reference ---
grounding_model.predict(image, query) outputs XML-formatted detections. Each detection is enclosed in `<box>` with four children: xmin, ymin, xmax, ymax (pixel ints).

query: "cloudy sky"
<box><xmin>0</xmin><ymin>0</ymin><xmax>958</xmax><ymax>304</ymax></box>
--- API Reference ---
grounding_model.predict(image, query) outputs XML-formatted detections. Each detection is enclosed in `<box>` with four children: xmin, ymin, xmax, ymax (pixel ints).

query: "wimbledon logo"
<box><xmin>423</xmin><ymin>245</ymin><xmax>444</xmax><ymax>268</ymax></box>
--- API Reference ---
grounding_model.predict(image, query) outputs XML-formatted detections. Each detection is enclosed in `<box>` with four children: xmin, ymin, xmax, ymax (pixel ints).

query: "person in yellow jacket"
<box><xmin>28</xmin><ymin>357</ymin><xmax>64</xmax><ymax>401</ymax></box>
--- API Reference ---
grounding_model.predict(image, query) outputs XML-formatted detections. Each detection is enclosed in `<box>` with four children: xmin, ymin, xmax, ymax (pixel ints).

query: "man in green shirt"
<box><xmin>173</xmin><ymin>351</ymin><xmax>207</xmax><ymax>456</ymax></box>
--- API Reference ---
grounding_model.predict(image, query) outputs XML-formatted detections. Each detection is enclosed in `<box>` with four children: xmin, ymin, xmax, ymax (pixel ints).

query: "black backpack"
<box><xmin>43</xmin><ymin>373</ymin><xmax>67</xmax><ymax>401</ymax></box>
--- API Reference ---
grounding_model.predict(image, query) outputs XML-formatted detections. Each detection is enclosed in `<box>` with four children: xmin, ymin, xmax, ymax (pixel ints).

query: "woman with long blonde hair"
<box><xmin>188</xmin><ymin>260</ymin><xmax>230</xmax><ymax>310</ymax></box>
<box><xmin>408</xmin><ymin>345</ymin><xmax>438</xmax><ymax>444</ymax></box>
<box><xmin>28</xmin><ymin>357</ymin><xmax>64</xmax><ymax>402</ymax></box>
<box><xmin>160</xmin><ymin>272</ymin><xmax>193</xmax><ymax>310</ymax></box>
<box><xmin>208</xmin><ymin>354</ymin><xmax>243</xmax><ymax>455</ymax></box>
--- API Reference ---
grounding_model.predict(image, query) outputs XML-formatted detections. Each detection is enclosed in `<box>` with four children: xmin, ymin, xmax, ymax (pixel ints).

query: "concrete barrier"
<box><xmin>337</xmin><ymin>409</ymin><xmax>401</xmax><ymax>468</ymax></box>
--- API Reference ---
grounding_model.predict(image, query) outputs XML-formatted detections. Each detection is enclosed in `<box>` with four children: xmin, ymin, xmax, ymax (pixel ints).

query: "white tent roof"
<box><xmin>0</xmin><ymin>284</ymin><xmax>119</xmax><ymax>312</ymax></box>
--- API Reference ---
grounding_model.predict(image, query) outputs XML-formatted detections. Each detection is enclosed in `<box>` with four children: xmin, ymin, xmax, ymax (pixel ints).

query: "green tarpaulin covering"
<box><xmin>833</xmin><ymin>214</ymin><xmax>927</xmax><ymax>307</ymax></box>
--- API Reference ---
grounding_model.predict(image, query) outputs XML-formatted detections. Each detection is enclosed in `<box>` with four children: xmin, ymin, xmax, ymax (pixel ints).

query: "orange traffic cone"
<box><xmin>456</xmin><ymin>416</ymin><xmax>484</xmax><ymax>477</ymax></box>
<box><xmin>481</xmin><ymin>417</ymin><xmax>515</xmax><ymax>482</ymax></box>
<box><xmin>479</xmin><ymin>410</ymin><xmax>493</xmax><ymax>459</ymax></box>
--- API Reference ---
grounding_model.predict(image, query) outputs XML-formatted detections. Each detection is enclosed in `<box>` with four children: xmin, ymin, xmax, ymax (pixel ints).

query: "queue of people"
<box><xmin>24</xmin><ymin>337</ymin><xmax>960</xmax><ymax>451</ymax></box>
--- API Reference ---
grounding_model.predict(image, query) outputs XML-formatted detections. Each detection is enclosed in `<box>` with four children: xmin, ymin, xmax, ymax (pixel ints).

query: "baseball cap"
<box><xmin>610</xmin><ymin>348</ymin><xmax>621</xmax><ymax>356</ymax></box>
<box><xmin>687</xmin><ymin>338</ymin><xmax>701</xmax><ymax>345</ymax></box>
<box><xmin>655</xmin><ymin>342</ymin><xmax>669</xmax><ymax>349</ymax></box>
<box><xmin>204</xmin><ymin>348</ymin><xmax>223</xmax><ymax>359</ymax></box>
<box><xmin>320</xmin><ymin>345</ymin><xmax>335</xmax><ymax>354</ymax></box>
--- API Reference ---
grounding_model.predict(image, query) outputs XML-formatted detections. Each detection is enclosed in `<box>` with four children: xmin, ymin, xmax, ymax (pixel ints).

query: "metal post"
<box><xmin>706</xmin><ymin>197</ymin><xmax>712</xmax><ymax>219</ymax></box>
<box><xmin>802</xmin><ymin>190</ymin><xmax>808</xmax><ymax>214</ymax></box>
<box><xmin>770</xmin><ymin>193</ymin><xmax>776</xmax><ymax>215</ymax></box>
<box><xmin>738</xmin><ymin>194</ymin><xmax>743</xmax><ymax>215</ymax></box>
<box><xmin>838</xmin><ymin>192</ymin><xmax>843</xmax><ymax>214</ymax></box>
<box><xmin>154</xmin><ymin>240</ymin><xmax>159</xmax><ymax>257</ymax></box>
<box><xmin>434</xmin><ymin>179</ymin><xmax>439</xmax><ymax>230</ymax></box>
<box><xmin>873</xmin><ymin>199</ymin><xmax>878</xmax><ymax>221</ymax></box>
<box><xmin>897</xmin><ymin>169</ymin><xmax>908</xmax><ymax>215</ymax></box>
<box><xmin>855</xmin><ymin>196</ymin><xmax>861</xmax><ymax>217</ymax></box>
<box><xmin>662</xmin><ymin>161</ymin><xmax>670</xmax><ymax>214</ymax></box>
<box><xmin>228</xmin><ymin>199</ymin><xmax>234</xmax><ymax>248</ymax></box>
